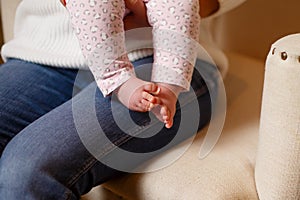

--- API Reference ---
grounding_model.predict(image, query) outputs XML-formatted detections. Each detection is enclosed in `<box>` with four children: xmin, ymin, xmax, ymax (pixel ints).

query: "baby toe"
<box><xmin>142</xmin><ymin>91</ymin><xmax>155</xmax><ymax>103</ymax></box>
<box><xmin>143</xmin><ymin>83</ymin><xmax>160</xmax><ymax>95</ymax></box>
<box><xmin>165</xmin><ymin>119</ymin><xmax>173</xmax><ymax>129</ymax></box>
<box><xmin>160</xmin><ymin>106</ymin><xmax>170</xmax><ymax>122</ymax></box>
<box><xmin>141</xmin><ymin>99</ymin><xmax>154</xmax><ymax>111</ymax></box>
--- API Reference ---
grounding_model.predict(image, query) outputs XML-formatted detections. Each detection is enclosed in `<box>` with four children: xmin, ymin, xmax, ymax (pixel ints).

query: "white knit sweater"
<box><xmin>1</xmin><ymin>0</ymin><xmax>228</xmax><ymax>76</ymax></box>
<box><xmin>1</xmin><ymin>0</ymin><xmax>155</xmax><ymax>68</ymax></box>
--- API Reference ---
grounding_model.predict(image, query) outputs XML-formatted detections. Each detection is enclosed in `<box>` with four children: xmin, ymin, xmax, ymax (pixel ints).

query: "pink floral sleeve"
<box><xmin>66</xmin><ymin>0</ymin><xmax>135</xmax><ymax>96</ymax></box>
<box><xmin>146</xmin><ymin>0</ymin><xmax>201</xmax><ymax>91</ymax></box>
<box><xmin>66</xmin><ymin>0</ymin><xmax>200</xmax><ymax>95</ymax></box>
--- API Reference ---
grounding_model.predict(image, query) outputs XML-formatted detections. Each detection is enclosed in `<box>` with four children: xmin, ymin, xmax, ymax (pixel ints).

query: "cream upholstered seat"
<box><xmin>255</xmin><ymin>34</ymin><xmax>300</xmax><ymax>200</ymax></box>
<box><xmin>82</xmin><ymin>0</ymin><xmax>300</xmax><ymax>198</ymax></box>
<box><xmin>84</xmin><ymin>52</ymin><xmax>263</xmax><ymax>200</ymax></box>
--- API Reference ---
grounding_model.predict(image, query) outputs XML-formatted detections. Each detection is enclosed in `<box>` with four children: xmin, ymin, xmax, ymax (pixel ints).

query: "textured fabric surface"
<box><xmin>66</xmin><ymin>0</ymin><xmax>201</xmax><ymax>95</ymax></box>
<box><xmin>255</xmin><ymin>34</ymin><xmax>300</xmax><ymax>200</ymax></box>
<box><xmin>85</xmin><ymin>52</ymin><xmax>262</xmax><ymax>200</ymax></box>
<box><xmin>0</xmin><ymin>0</ymin><xmax>230</xmax><ymax>79</ymax></box>
<box><xmin>0</xmin><ymin>0</ymin><xmax>153</xmax><ymax>69</ymax></box>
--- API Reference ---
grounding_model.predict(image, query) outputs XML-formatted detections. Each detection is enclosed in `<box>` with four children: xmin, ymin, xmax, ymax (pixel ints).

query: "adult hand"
<box><xmin>124</xmin><ymin>0</ymin><xmax>150</xmax><ymax>30</ymax></box>
<box><xmin>123</xmin><ymin>0</ymin><xmax>220</xmax><ymax>30</ymax></box>
<box><xmin>199</xmin><ymin>0</ymin><xmax>220</xmax><ymax>18</ymax></box>
<box><xmin>60</xmin><ymin>0</ymin><xmax>219</xmax><ymax>29</ymax></box>
<box><xmin>59</xmin><ymin>0</ymin><xmax>149</xmax><ymax>30</ymax></box>
<box><xmin>60</xmin><ymin>0</ymin><xmax>66</xmax><ymax>6</ymax></box>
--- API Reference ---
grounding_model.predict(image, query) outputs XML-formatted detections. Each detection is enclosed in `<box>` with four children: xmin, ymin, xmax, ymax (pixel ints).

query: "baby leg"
<box><xmin>151</xmin><ymin>83</ymin><xmax>182</xmax><ymax>128</ymax></box>
<box><xmin>116</xmin><ymin>77</ymin><xmax>161</xmax><ymax>112</ymax></box>
<box><xmin>66</xmin><ymin>0</ymin><xmax>133</xmax><ymax>96</ymax></box>
<box><xmin>145</xmin><ymin>0</ymin><xmax>201</xmax><ymax>127</ymax></box>
<box><xmin>66</xmin><ymin>0</ymin><xmax>157</xmax><ymax>111</ymax></box>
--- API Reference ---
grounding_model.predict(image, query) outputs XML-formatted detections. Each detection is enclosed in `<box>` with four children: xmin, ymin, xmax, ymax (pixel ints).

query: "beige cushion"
<box><xmin>81</xmin><ymin>186</ymin><xmax>122</xmax><ymax>200</ymax></box>
<box><xmin>255</xmin><ymin>34</ymin><xmax>300</xmax><ymax>200</ymax></box>
<box><xmin>83</xmin><ymin>52</ymin><xmax>263</xmax><ymax>199</ymax></box>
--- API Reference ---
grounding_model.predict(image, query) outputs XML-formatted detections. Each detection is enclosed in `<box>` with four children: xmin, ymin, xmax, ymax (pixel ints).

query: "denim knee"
<box><xmin>0</xmin><ymin>142</ymin><xmax>37</xmax><ymax>198</ymax></box>
<box><xmin>0</xmin><ymin>138</ymin><xmax>72</xmax><ymax>199</ymax></box>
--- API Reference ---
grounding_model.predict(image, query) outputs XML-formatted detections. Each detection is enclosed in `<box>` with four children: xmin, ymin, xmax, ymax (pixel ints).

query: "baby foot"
<box><xmin>151</xmin><ymin>104</ymin><xmax>174</xmax><ymax>129</ymax></box>
<box><xmin>151</xmin><ymin>83</ymin><xmax>182</xmax><ymax>129</ymax></box>
<box><xmin>161</xmin><ymin>105</ymin><xmax>173</xmax><ymax>129</ymax></box>
<box><xmin>115</xmin><ymin>76</ymin><xmax>160</xmax><ymax>112</ymax></box>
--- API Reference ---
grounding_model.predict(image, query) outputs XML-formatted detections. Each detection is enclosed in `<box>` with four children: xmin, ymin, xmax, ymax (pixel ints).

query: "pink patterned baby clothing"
<box><xmin>66</xmin><ymin>0</ymin><xmax>200</xmax><ymax>96</ymax></box>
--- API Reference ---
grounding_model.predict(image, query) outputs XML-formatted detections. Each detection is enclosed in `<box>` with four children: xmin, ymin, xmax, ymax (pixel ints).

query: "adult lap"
<box><xmin>0</xmin><ymin>59</ymin><xmax>78</xmax><ymax>154</ymax></box>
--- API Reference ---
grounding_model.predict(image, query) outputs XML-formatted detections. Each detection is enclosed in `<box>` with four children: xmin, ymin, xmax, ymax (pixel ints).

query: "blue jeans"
<box><xmin>0</xmin><ymin>57</ymin><xmax>217</xmax><ymax>199</ymax></box>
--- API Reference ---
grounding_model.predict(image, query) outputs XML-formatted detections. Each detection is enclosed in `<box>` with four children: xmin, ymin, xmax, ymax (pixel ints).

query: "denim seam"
<box><xmin>63</xmin><ymin>82</ymin><xmax>212</xmax><ymax>193</ymax></box>
<box><xmin>89</xmin><ymin>86</ymin><xmax>210</xmax><ymax>163</ymax></box>
<box><xmin>65</xmin><ymin>156</ymin><xmax>98</xmax><ymax>188</ymax></box>
<box><xmin>62</xmin><ymin>189</ymin><xmax>73</xmax><ymax>200</ymax></box>
<box><xmin>61</xmin><ymin>88</ymin><xmax>207</xmax><ymax>194</ymax></box>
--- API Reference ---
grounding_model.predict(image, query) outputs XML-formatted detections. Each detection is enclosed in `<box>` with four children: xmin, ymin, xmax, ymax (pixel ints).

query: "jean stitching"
<box><xmin>62</xmin><ymin>90</ymin><xmax>202</xmax><ymax>189</ymax></box>
<box><xmin>65</xmin><ymin>156</ymin><xmax>98</xmax><ymax>187</ymax></box>
<box><xmin>62</xmin><ymin>189</ymin><xmax>73</xmax><ymax>200</ymax></box>
<box><xmin>90</xmin><ymin>84</ymin><xmax>211</xmax><ymax>162</ymax></box>
<box><xmin>62</xmin><ymin>70</ymin><xmax>217</xmax><ymax>192</ymax></box>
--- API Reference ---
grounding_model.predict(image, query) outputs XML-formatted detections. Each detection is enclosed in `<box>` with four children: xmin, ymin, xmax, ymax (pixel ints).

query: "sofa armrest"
<box><xmin>255</xmin><ymin>34</ymin><xmax>300</xmax><ymax>200</ymax></box>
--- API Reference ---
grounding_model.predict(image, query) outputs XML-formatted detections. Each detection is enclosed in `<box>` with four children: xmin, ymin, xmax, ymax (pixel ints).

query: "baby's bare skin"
<box><xmin>151</xmin><ymin>83</ymin><xmax>182</xmax><ymax>129</ymax></box>
<box><xmin>116</xmin><ymin>77</ymin><xmax>179</xmax><ymax>129</ymax></box>
<box><xmin>115</xmin><ymin>77</ymin><xmax>160</xmax><ymax>112</ymax></box>
<box><xmin>60</xmin><ymin>0</ymin><xmax>219</xmax><ymax>127</ymax></box>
